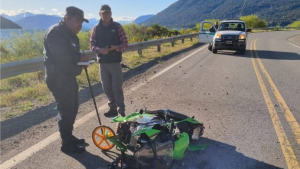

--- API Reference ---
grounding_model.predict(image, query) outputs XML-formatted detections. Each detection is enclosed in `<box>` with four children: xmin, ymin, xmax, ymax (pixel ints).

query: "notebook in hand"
<box><xmin>77</xmin><ymin>60</ymin><xmax>95</xmax><ymax>65</ymax></box>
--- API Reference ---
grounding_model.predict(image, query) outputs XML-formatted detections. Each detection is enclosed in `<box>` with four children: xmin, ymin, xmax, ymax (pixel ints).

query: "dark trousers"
<box><xmin>46</xmin><ymin>75</ymin><xmax>79</xmax><ymax>143</ymax></box>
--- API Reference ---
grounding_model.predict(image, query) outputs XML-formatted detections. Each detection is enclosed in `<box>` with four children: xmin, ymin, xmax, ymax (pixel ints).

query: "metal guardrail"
<box><xmin>251</xmin><ymin>27</ymin><xmax>300</xmax><ymax>30</ymax></box>
<box><xmin>0</xmin><ymin>33</ymin><xmax>198</xmax><ymax>79</ymax></box>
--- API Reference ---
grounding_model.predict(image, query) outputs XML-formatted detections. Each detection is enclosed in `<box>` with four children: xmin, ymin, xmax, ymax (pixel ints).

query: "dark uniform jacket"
<box><xmin>44</xmin><ymin>21</ymin><xmax>82</xmax><ymax>79</ymax></box>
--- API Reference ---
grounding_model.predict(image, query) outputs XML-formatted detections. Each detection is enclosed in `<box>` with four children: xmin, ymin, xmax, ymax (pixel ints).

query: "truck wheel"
<box><xmin>241</xmin><ymin>47</ymin><xmax>246</xmax><ymax>54</ymax></box>
<box><xmin>208</xmin><ymin>44</ymin><xmax>212</xmax><ymax>51</ymax></box>
<box><xmin>212</xmin><ymin>48</ymin><xmax>217</xmax><ymax>54</ymax></box>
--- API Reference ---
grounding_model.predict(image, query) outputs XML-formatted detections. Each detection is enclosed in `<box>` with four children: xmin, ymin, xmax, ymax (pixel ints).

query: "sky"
<box><xmin>0</xmin><ymin>0</ymin><xmax>178</xmax><ymax>21</ymax></box>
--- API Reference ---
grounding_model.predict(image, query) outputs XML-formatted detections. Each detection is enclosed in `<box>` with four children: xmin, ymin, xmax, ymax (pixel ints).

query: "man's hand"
<box><xmin>108</xmin><ymin>45</ymin><xmax>117</xmax><ymax>51</ymax></box>
<box><xmin>99</xmin><ymin>48</ymin><xmax>109</xmax><ymax>55</ymax></box>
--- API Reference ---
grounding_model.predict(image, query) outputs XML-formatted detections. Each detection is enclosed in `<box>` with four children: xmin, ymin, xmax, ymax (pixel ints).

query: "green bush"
<box><xmin>287</xmin><ymin>20</ymin><xmax>300</xmax><ymax>27</ymax></box>
<box><xmin>0</xmin><ymin>30</ymin><xmax>44</xmax><ymax>63</ymax></box>
<box><xmin>0</xmin><ymin>24</ymin><xmax>192</xmax><ymax>64</ymax></box>
<box><xmin>195</xmin><ymin>16</ymin><xmax>267</xmax><ymax>31</ymax></box>
<box><xmin>123</xmin><ymin>23</ymin><xmax>149</xmax><ymax>43</ymax></box>
<box><xmin>240</xmin><ymin>15</ymin><xmax>267</xmax><ymax>28</ymax></box>
<box><xmin>77</xmin><ymin>30</ymin><xmax>91</xmax><ymax>51</ymax></box>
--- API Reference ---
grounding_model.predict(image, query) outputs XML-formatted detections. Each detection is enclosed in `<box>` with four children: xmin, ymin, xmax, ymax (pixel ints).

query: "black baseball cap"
<box><xmin>100</xmin><ymin>4</ymin><xmax>111</xmax><ymax>13</ymax></box>
<box><xmin>66</xmin><ymin>6</ymin><xmax>89</xmax><ymax>23</ymax></box>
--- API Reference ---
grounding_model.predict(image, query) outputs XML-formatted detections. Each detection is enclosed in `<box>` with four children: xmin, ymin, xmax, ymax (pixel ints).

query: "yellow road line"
<box><xmin>254</xmin><ymin>40</ymin><xmax>300</xmax><ymax>146</ymax></box>
<box><xmin>251</xmin><ymin>39</ymin><xmax>299</xmax><ymax>169</ymax></box>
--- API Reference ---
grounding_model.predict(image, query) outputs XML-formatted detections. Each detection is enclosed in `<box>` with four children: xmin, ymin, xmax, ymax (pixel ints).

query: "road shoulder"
<box><xmin>288</xmin><ymin>34</ymin><xmax>300</xmax><ymax>47</ymax></box>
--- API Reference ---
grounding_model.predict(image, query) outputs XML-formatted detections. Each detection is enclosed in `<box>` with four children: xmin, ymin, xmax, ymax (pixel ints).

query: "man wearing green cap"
<box><xmin>90</xmin><ymin>4</ymin><xmax>128</xmax><ymax>118</ymax></box>
<box><xmin>44</xmin><ymin>6</ymin><xmax>89</xmax><ymax>153</ymax></box>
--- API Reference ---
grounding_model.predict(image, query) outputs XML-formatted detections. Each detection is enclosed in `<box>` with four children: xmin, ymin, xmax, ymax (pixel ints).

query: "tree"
<box><xmin>287</xmin><ymin>20</ymin><xmax>300</xmax><ymax>27</ymax></box>
<box><xmin>240</xmin><ymin>15</ymin><xmax>267</xmax><ymax>28</ymax></box>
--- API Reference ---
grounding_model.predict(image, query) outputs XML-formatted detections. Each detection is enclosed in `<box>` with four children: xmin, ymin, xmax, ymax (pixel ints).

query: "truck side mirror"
<box><xmin>246</xmin><ymin>29</ymin><xmax>252</xmax><ymax>32</ymax></box>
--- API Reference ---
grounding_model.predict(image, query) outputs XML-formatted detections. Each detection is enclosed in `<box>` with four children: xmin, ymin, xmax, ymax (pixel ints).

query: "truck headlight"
<box><xmin>239</xmin><ymin>34</ymin><xmax>245</xmax><ymax>39</ymax></box>
<box><xmin>215</xmin><ymin>34</ymin><xmax>221</xmax><ymax>39</ymax></box>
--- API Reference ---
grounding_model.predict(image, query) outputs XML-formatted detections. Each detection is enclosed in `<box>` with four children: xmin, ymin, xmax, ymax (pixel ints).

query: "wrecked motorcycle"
<box><xmin>92</xmin><ymin>109</ymin><xmax>206</xmax><ymax>169</ymax></box>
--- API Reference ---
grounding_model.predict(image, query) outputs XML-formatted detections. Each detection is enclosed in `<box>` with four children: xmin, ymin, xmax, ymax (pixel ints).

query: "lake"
<box><xmin>0</xmin><ymin>28</ymin><xmax>92</xmax><ymax>40</ymax></box>
<box><xmin>1</xmin><ymin>29</ymin><xmax>46</xmax><ymax>40</ymax></box>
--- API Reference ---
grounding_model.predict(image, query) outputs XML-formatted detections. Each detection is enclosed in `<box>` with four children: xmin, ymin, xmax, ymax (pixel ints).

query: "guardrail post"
<box><xmin>157</xmin><ymin>45</ymin><xmax>161</xmax><ymax>52</ymax></box>
<box><xmin>182</xmin><ymin>39</ymin><xmax>185</xmax><ymax>44</ymax></box>
<box><xmin>138</xmin><ymin>49</ymin><xmax>142</xmax><ymax>56</ymax></box>
<box><xmin>172</xmin><ymin>42</ymin><xmax>175</xmax><ymax>47</ymax></box>
<box><xmin>190</xmin><ymin>37</ymin><xmax>193</xmax><ymax>42</ymax></box>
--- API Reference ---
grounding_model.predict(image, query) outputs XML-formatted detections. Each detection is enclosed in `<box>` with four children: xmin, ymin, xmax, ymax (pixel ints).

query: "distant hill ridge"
<box><xmin>143</xmin><ymin>0</ymin><xmax>300</xmax><ymax>27</ymax></box>
<box><xmin>15</xmin><ymin>15</ymin><xmax>62</xmax><ymax>29</ymax></box>
<box><xmin>1</xmin><ymin>13</ymin><xmax>135</xmax><ymax>30</ymax></box>
<box><xmin>134</xmin><ymin>15</ymin><xmax>154</xmax><ymax>24</ymax></box>
<box><xmin>0</xmin><ymin>16</ymin><xmax>21</xmax><ymax>29</ymax></box>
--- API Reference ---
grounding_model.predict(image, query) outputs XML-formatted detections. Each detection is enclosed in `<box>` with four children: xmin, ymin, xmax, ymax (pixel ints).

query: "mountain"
<box><xmin>83</xmin><ymin>18</ymin><xmax>99</xmax><ymax>30</ymax></box>
<box><xmin>15</xmin><ymin>15</ymin><xmax>62</xmax><ymax>29</ymax></box>
<box><xmin>0</xmin><ymin>16</ymin><xmax>22</xmax><ymax>29</ymax></box>
<box><xmin>134</xmin><ymin>15</ymin><xmax>155</xmax><ymax>24</ymax></box>
<box><xmin>142</xmin><ymin>0</ymin><xmax>300</xmax><ymax>27</ymax></box>
<box><xmin>1</xmin><ymin>12</ymin><xmax>36</xmax><ymax>22</ymax></box>
<box><xmin>82</xmin><ymin>18</ymin><xmax>133</xmax><ymax>30</ymax></box>
<box><xmin>118</xmin><ymin>20</ymin><xmax>133</xmax><ymax>25</ymax></box>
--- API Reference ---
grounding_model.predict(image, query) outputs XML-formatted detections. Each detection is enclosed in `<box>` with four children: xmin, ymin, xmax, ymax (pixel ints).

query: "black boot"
<box><xmin>104</xmin><ymin>110</ymin><xmax>118</xmax><ymax>118</ymax></box>
<box><xmin>118</xmin><ymin>113</ymin><xmax>126</xmax><ymax>117</ymax></box>
<box><xmin>71</xmin><ymin>135</ymin><xmax>86</xmax><ymax>144</ymax></box>
<box><xmin>61</xmin><ymin>141</ymin><xmax>85</xmax><ymax>153</ymax></box>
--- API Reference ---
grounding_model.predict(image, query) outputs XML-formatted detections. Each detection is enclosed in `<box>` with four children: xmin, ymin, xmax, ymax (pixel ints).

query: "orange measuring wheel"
<box><xmin>92</xmin><ymin>126</ymin><xmax>115</xmax><ymax>150</ymax></box>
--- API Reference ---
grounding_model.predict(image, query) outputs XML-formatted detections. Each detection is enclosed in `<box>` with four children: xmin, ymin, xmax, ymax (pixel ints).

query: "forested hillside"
<box><xmin>0</xmin><ymin>16</ymin><xmax>21</xmax><ymax>29</ymax></box>
<box><xmin>143</xmin><ymin>0</ymin><xmax>300</xmax><ymax>27</ymax></box>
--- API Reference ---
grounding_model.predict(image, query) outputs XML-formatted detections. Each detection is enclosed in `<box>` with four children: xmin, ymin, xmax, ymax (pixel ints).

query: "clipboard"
<box><xmin>77</xmin><ymin>60</ymin><xmax>95</xmax><ymax>66</ymax></box>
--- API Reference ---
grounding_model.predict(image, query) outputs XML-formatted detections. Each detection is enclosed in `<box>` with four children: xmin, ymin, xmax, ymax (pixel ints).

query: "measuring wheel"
<box><xmin>83</xmin><ymin>65</ymin><xmax>117</xmax><ymax>151</ymax></box>
<box><xmin>92</xmin><ymin>126</ymin><xmax>115</xmax><ymax>150</ymax></box>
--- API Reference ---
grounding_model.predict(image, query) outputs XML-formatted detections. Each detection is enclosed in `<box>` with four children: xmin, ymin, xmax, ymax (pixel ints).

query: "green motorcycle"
<box><xmin>83</xmin><ymin>65</ymin><xmax>205</xmax><ymax>168</ymax></box>
<box><xmin>93</xmin><ymin>109</ymin><xmax>205</xmax><ymax>169</ymax></box>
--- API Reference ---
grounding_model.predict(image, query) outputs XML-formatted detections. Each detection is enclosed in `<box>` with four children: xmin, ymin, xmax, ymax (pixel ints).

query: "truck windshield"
<box><xmin>218</xmin><ymin>22</ymin><xmax>245</xmax><ymax>31</ymax></box>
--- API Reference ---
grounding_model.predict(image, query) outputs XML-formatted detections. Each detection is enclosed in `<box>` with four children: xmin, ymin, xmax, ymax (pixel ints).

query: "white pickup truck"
<box><xmin>199</xmin><ymin>20</ymin><xmax>251</xmax><ymax>54</ymax></box>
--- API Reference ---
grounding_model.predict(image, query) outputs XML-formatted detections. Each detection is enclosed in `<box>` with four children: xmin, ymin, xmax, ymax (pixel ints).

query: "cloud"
<box><xmin>113</xmin><ymin>16</ymin><xmax>136</xmax><ymax>22</ymax></box>
<box><xmin>0</xmin><ymin>9</ymin><xmax>32</xmax><ymax>16</ymax></box>
<box><xmin>51</xmin><ymin>8</ymin><xmax>58</xmax><ymax>12</ymax></box>
<box><xmin>55</xmin><ymin>12</ymin><xmax>65</xmax><ymax>17</ymax></box>
<box><xmin>40</xmin><ymin>8</ymin><xmax>45</xmax><ymax>10</ymax></box>
<box><xmin>18</xmin><ymin>9</ymin><xmax>30</xmax><ymax>13</ymax></box>
<box><xmin>0</xmin><ymin>9</ymin><xmax>7</xmax><ymax>14</ymax></box>
<box><xmin>48</xmin><ymin>12</ymin><xmax>64</xmax><ymax>17</ymax></box>
<box><xmin>33</xmin><ymin>10</ymin><xmax>42</xmax><ymax>14</ymax></box>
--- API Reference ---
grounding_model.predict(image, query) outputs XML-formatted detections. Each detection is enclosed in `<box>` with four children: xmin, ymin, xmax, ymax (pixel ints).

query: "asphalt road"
<box><xmin>1</xmin><ymin>30</ymin><xmax>300</xmax><ymax>169</ymax></box>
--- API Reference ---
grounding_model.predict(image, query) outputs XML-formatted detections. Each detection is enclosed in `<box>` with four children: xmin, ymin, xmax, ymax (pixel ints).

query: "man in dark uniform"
<box><xmin>90</xmin><ymin>4</ymin><xmax>128</xmax><ymax>118</ymax></box>
<box><xmin>44</xmin><ymin>6</ymin><xmax>89</xmax><ymax>153</ymax></box>
<box><xmin>208</xmin><ymin>21</ymin><xmax>219</xmax><ymax>51</ymax></box>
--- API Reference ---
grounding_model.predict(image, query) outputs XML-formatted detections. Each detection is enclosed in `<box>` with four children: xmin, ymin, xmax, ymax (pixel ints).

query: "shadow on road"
<box><xmin>64</xmin><ymin>151</ymin><xmax>110</xmax><ymax>169</ymax></box>
<box><xmin>171</xmin><ymin>137</ymin><xmax>283</xmax><ymax>169</ymax></box>
<box><xmin>1</xmin><ymin>43</ymin><xmax>205</xmax><ymax>141</ymax></box>
<box><xmin>216</xmin><ymin>49</ymin><xmax>300</xmax><ymax>60</ymax></box>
